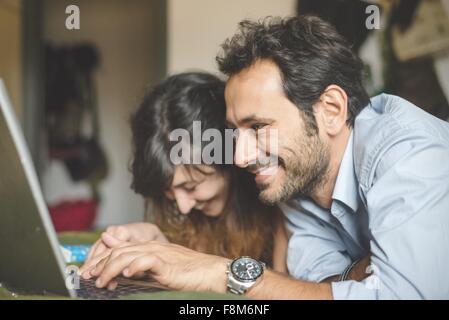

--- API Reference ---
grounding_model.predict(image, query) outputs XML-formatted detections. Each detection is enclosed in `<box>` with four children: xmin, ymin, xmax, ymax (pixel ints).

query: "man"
<box><xmin>89</xmin><ymin>16</ymin><xmax>449</xmax><ymax>299</ymax></box>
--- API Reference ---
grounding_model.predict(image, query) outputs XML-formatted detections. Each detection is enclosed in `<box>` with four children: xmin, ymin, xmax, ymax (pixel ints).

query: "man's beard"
<box><xmin>258</xmin><ymin>131</ymin><xmax>330</xmax><ymax>204</ymax></box>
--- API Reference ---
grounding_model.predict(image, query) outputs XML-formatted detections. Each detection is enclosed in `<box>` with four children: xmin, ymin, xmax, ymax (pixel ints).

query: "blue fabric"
<box><xmin>281</xmin><ymin>94</ymin><xmax>449</xmax><ymax>299</ymax></box>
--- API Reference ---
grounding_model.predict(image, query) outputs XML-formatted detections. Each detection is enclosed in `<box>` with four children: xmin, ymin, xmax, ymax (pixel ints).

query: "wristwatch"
<box><xmin>226</xmin><ymin>256</ymin><xmax>265</xmax><ymax>295</ymax></box>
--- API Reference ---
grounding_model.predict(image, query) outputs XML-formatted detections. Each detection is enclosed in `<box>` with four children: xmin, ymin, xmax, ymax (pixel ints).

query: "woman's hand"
<box><xmin>90</xmin><ymin>241</ymin><xmax>230</xmax><ymax>293</ymax></box>
<box><xmin>102</xmin><ymin>223</ymin><xmax>169</xmax><ymax>244</ymax></box>
<box><xmin>79</xmin><ymin>223</ymin><xmax>168</xmax><ymax>279</ymax></box>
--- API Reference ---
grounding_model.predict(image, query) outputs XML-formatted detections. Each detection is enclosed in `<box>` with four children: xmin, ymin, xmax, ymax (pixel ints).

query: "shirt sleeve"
<box><xmin>332</xmin><ymin>131</ymin><xmax>449</xmax><ymax>299</ymax></box>
<box><xmin>281</xmin><ymin>200</ymin><xmax>352</xmax><ymax>282</ymax></box>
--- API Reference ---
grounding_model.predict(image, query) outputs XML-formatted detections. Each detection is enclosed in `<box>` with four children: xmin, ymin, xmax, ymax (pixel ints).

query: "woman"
<box><xmin>80</xmin><ymin>72</ymin><xmax>288</xmax><ymax>282</ymax></box>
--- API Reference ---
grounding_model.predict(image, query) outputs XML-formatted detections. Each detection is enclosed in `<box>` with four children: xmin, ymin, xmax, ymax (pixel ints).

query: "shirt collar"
<box><xmin>331</xmin><ymin>130</ymin><xmax>360</xmax><ymax>213</ymax></box>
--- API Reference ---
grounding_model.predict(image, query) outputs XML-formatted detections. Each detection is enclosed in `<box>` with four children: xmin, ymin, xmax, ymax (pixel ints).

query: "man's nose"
<box><xmin>234</xmin><ymin>129</ymin><xmax>258</xmax><ymax>168</ymax></box>
<box><xmin>174</xmin><ymin>191</ymin><xmax>196</xmax><ymax>215</ymax></box>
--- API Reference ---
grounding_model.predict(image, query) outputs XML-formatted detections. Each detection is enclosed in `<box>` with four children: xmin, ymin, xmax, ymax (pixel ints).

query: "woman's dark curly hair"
<box><xmin>216</xmin><ymin>15</ymin><xmax>370</xmax><ymax>131</ymax></box>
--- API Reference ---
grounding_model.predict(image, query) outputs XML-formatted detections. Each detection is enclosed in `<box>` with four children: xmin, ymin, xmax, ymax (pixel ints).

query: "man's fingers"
<box><xmin>85</xmin><ymin>239</ymin><xmax>105</xmax><ymax>263</ymax></box>
<box><xmin>124</xmin><ymin>255</ymin><xmax>161</xmax><ymax>278</ymax></box>
<box><xmin>107</xmin><ymin>280</ymin><xmax>118</xmax><ymax>291</ymax></box>
<box><xmin>80</xmin><ymin>240</ymin><xmax>107</xmax><ymax>274</ymax></box>
<box><xmin>90</xmin><ymin>245</ymin><xmax>131</xmax><ymax>278</ymax></box>
<box><xmin>83</xmin><ymin>245</ymin><xmax>111</xmax><ymax>272</ymax></box>
<box><xmin>90</xmin><ymin>242</ymin><xmax>162</xmax><ymax>280</ymax></box>
<box><xmin>81</xmin><ymin>248</ymin><xmax>112</xmax><ymax>279</ymax></box>
<box><xmin>82</xmin><ymin>225</ymin><xmax>136</xmax><ymax>276</ymax></box>
<box><xmin>95</xmin><ymin>252</ymin><xmax>142</xmax><ymax>288</ymax></box>
<box><xmin>103</xmin><ymin>241</ymin><xmax>150</xmax><ymax>262</ymax></box>
<box><xmin>90</xmin><ymin>253</ymin><xmax>111</xmax><ymax>278</ymax></box>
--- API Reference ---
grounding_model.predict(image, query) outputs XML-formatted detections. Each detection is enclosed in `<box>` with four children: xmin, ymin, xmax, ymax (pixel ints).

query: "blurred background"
<box><xmin>0</xmin><ymin>0</ymin><xmax>448</xmax><ymax>231</ymax></box>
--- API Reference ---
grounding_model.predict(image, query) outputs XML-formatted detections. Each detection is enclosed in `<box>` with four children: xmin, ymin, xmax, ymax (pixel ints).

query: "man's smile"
<box><xmin>252</xmin><ymin>165</ymin><xmax>279</xmax><ymax>185</ymax></box>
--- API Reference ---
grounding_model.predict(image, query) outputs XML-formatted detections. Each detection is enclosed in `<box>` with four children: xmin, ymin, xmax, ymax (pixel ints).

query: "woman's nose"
<box><xmin>174</xmin><ymin>191</ymin><xmax>196</xmax><ymax>215</ymax></box>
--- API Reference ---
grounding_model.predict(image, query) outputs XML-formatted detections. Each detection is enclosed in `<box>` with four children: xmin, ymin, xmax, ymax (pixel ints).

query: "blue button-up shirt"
<box><xmin>281</xmin><ymin>94</ymin><xmax>449</xmax><ymax>299</ymax></box>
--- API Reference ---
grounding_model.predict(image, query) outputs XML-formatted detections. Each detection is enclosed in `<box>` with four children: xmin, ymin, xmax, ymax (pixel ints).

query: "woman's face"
<box><xmin>165</xmin><ymin>165</ymin><xmax>230</xmax><ymax>217</ymax></box>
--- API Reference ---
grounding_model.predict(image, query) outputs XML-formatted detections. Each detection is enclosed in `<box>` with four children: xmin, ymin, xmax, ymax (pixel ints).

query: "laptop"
<box><xmin>0</xmin><ymin>79</ymin><xmax>164</xmax><ymax>299</ymax></box>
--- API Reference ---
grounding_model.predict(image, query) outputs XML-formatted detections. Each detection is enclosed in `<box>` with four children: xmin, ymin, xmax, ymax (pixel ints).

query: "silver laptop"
<box><xmin>0</xmin><ymin>79</ymin><xmax>163</xmax><ymax>299</ymax></box>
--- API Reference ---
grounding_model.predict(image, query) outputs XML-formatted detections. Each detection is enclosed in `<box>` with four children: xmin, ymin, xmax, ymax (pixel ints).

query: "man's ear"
<box><xmin>313</xmin><ymin>85</ymin><xmax>348</xmax><ymax>136</ymax></box>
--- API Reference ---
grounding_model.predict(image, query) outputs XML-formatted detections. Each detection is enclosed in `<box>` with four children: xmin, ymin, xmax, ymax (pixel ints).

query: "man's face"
<box><xmin>225</xmin><ymin>59</ymin><xmax>330</xmax><ymax>204</ymax></box>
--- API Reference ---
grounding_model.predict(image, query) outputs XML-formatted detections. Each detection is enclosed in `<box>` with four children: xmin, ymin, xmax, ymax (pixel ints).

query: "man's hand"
<box><xmin>79</xmin><ymin>223</ymin><xmax>168</xmax><ymax>279</ymax></box>
<box><xmin>321</xmin><ymin>255</ymin><xmax>372</xmax><ymax>283</ymax></box>
<box><xmin>347</xmin><ymin>255</ymin><xmax>371</xmax><ymax>282</ymax></box>
<box><xmin>89</xmin><ymin>241</ymin><xmax>334</xmax><ymax>299</ymax></box>
<box><xmin>90</xmin><ymin>241</ymin><xmax>230</xmax><ymax>293</ymax></box>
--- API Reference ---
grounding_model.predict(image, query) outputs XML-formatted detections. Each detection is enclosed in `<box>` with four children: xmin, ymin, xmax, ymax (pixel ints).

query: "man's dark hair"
<box><xmin>216</xmin><ymin>15</ymin><xmax>370</xmax><ymax>130</ymax></box>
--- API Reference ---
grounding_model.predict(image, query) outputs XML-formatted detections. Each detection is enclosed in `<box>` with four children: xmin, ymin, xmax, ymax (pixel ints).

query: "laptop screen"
<box><xmin>0</xmin><ymin>79</ymin><xmax>73</xmax><ymax>297</ymax></box>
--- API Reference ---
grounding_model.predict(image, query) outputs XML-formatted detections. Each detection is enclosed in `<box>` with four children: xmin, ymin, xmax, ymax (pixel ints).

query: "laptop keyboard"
<box><xmin>77</xmin><ymin>278</ymin><xmax>163</xmax><ymax>300</ymax></box>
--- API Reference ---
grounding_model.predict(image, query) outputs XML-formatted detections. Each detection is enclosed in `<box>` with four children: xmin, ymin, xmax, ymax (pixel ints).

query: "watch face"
<box><xmin>231</xmin><ymin>257</ymin><xmax>263</xmax><ymax>282</ymax></box>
